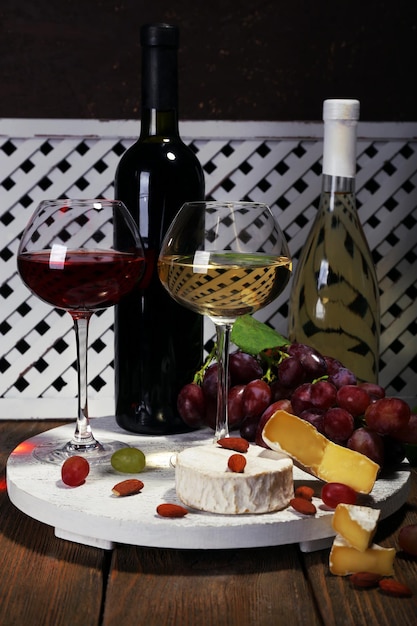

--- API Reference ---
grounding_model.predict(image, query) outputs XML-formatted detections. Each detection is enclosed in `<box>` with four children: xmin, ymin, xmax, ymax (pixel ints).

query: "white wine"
<box><xmin>288</xmin><ymin>100</ymin><xmax>380</xmax><ymax>383</ymax></box>
<box><xmin>288</xmin><ymin>186</ymin><xmax>379</xmax><ymax>381</ymax></box>
<box><xmin>159</xmin><ymin>252</ymin><xmax>292</xmax><ymax>322</ymax></box>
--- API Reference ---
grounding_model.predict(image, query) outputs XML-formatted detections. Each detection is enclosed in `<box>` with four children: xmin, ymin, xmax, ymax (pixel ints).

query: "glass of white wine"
<box><xmin>158</xmin><ymin>201</ymin><xmax>292</xmax><ymax>440</ymax></box>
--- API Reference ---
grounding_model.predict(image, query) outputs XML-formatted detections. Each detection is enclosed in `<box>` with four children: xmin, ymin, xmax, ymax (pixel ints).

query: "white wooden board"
<box><xmin>6</xmin><ymin>416</ymin><xmax>411</xmax><ymax>552</ymax></box>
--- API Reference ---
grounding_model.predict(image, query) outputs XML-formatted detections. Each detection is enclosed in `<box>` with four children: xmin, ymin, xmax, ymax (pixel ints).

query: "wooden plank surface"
<box><xmin>0</xmin><ymin>421</ymin><xmax>106</xmax><ymax>626</ymax></box>
<box><xmin>1</xmin><ymin>420</ymin><xmax>417</xmax><ymax>626</ymax></box>
<box><xmin>103</xmin><ymin>544</ymin><xmax>321</xmax><ymax>626</ymax></box>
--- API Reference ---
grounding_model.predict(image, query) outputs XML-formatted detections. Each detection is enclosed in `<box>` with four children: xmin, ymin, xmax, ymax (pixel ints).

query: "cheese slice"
<box><xmin>332</xmin><ymin>504</ymin><xmax>380</xmax><ymax>552</ymax></box>
<box><xmin>262</xmin><ymin>410</ymin><xmax>379</xmax><ymax>494</ymax></box>
<box><xmin>329</xmin><ymin>534</ymin><xmax>395</xmax><ymax>576</ymax></box>
<box><xmin>175</xmin><ymin>443</ymin><xmax>293</xmax><ymax>514</ymax></box>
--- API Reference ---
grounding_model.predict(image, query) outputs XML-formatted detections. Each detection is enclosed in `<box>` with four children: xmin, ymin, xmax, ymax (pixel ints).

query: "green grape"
<box><xmin>111</xmin><ymin>447</ymin><xmax>146</xmax><ymax>473</ymax></box>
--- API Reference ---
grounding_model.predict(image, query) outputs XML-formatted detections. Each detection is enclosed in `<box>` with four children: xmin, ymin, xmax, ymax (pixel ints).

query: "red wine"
<box><xmin>114</xmin><ymin>24</ymin><xmax>205</xmax><ymax>434</ymax></box>
<box><xmin>17</xmin><ymin>250</ymin><xmax>144</xmax><ymax>311</ymax></box>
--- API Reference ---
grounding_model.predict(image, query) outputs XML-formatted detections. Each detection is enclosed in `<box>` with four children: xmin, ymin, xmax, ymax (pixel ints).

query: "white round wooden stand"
<box><xmin>7</xmin><ymin>416</ymin><xmax>411</xmax><ymax>553</ymax></box>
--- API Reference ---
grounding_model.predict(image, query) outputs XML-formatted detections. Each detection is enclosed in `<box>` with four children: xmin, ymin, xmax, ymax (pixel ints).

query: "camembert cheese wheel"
<box><xmin>175</xmin><ymin>444</ymin><xmax>293</xmax><ymax>514</ymax></box>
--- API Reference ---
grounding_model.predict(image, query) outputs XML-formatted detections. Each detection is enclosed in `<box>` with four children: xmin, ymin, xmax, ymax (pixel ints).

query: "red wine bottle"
<box><xmin>114</xmin><ymin>23</ymin><xmax>205</xmax><ymax>434</ymax></box>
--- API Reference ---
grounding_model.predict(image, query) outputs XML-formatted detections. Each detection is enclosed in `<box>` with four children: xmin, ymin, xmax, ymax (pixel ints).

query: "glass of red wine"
<box><xmin>17</xmin><ymin>199</ymin><xmax>145</xmax><ymax>464</ymax></box>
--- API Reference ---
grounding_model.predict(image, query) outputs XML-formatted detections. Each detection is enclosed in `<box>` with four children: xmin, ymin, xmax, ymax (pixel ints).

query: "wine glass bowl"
<box><xmin>17</xmin><ymin>199</ymin><xmax>145</xmax><ymax>463</ymax></box>
<box><xmin>158</xmin><ymin>201</ymin><xmax>291</xmax><ymax>439</ymax></box>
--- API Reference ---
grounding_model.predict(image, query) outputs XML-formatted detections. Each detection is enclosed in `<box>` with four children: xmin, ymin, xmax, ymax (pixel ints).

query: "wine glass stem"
<box><xmin>214</xmin><ymin>321</ymin><xmax>233</xmax><ymax>440</ymax></box>
<box><xmin>72</xmin><ymin>313</ymin><xmax>96</xmax><ymax>446</ymax></box>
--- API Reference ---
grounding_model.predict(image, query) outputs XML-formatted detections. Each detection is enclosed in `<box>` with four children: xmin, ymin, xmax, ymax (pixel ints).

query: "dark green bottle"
<box><xmin>114</xmin><ymin>23</ymin><xmax>205</xmax><ymax>434</ymax></box>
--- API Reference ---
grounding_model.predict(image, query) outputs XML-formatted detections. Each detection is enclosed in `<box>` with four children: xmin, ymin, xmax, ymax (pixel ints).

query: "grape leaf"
<box><xmin>231</xmin><ymin>315</ymin><xmax>289</xmax><ymax>355</ymax></box>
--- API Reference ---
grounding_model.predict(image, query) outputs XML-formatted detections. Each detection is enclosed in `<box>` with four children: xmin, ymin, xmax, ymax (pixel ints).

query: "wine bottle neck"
<box><xmin>139</xmin><ymin>108</ymin><xmax>180</xmax><ymax>137</ymax></box>
<box><xmin>141</xmin><ymin>36</ymin><xmax>178</xmax><ymax>106</ymax></box>
<box><xmin>322</xmin><ymin>118</ymin><xmax>357</xmax><ymax>179</ymax></box>
<box><xmin>140</xmin><ymin>29</ymin><xmax>180</xmax><ymax>138</ymax></box>
<box><xmin>322</xmin><ymin>174</ymin><xmax>355</xmax><ymax>194</ymax></box>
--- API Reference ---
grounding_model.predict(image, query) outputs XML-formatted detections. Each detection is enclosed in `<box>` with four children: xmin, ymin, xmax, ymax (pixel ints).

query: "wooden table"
<box><xmin>1</xmin><ymin>420</ymin><xmax>417</xmax><ymax>626</ymax></box>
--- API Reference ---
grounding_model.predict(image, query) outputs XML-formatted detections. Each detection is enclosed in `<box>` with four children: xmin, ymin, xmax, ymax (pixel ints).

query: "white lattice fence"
<box><xmin>1</xmin><ymin>119</ymin><xmax>416</xmax><ymax>418</ymax></box>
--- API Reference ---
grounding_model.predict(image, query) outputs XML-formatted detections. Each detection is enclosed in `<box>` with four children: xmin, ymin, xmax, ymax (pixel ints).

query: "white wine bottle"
<box><xmin>288</xmin><ymin>99</ymin><xmax>380</xmax><ymax>383</ymax></box>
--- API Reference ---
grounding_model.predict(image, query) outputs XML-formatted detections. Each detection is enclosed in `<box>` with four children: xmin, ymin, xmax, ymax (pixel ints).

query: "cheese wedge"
<box><xmin>329</xmin><ymin>534</ymin><xmax>395</xmax><ymax>576</ymax></box>
<box><xmin>332</xmin><ymin>504</ymin><xmax>380</xmax><ymax>552</ymax></box>
<box><xmin>262</xmin><ymin>410</ymin><xmax>379</xmax><ymax>494</ymax></box>
<box><xmin>175</xmin><ymin>443</ymin><xmax>293</xmax><ymax>514</ymax></box>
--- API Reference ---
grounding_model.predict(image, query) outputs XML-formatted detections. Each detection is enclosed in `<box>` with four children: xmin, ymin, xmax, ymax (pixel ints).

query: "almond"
<box><xmin>156</xmin><ymin>503</ymin><xmax>189</xmax><ymax>518</ymax></box>
<box><xmin>379</xmin><ymin>579</ymin><xmax>413</xmax><ymax>597</ymax></box>
<box><xmin>350</xmin><ymin>572</ymin><xmax>383</xmax><ymax>588</ymax></box>
<box><xmin>289</xmin><ymin>496</ymin><xmax>317</xmax><ymax>516</ymax></box>
<box><xmin>217</xmin><ymin>437</ymin><xmax>249</xmax><ymax>453</ymax></box>
<box><xmin>228</xmin><ymin>453</ymin><xmax>246</xmax><ymax>473</ymax></box>
<box><xmin>295</xmin><ymin>485</ymin><xmax>315</xmax><ymax>501</ymax></box>
<box><xmin>112</xmin><ymin>478</ymin><xmax>144</xmax><ymax>497</ymax></box>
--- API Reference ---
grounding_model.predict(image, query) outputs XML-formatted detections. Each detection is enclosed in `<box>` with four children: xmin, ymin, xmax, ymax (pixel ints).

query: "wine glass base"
<box><xmin>32</xmin><ymin>438</ymin><xmax>128</xmax><ymax>465</ymax></box>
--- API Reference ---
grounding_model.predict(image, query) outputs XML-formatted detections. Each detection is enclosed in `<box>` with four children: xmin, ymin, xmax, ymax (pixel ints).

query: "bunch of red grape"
<box><xmin>177</xmin><ymin>342</ymin><xmax>416</xmax><ymax>469</ymax></box>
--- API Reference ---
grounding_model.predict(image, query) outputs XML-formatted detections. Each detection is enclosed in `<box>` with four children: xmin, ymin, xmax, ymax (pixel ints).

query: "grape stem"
<box><xmin>259</xmin><ymin>348</ymin><xmax>288</xmax><ymax>384</ymax></box>
<box><xmin>192</xmin><ymin>343</ymin><xmax>217</xmax><ymax>386</ymax></box>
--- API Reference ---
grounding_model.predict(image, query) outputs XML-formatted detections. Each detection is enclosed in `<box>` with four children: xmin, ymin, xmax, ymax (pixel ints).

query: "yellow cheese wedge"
<box><xmin>332</xmin><ymin>504</ymin><xmax>380</xmax><ymax>552</ymax></box>
<box><xmin>262</xmin><ymin>410</ymin><xmax>379</xmax><ymax>494</ymax></box>
<box><xmin>329</xmin><ymin>534</ymin><xmax>395</xmax><ymax>576</ymax></box>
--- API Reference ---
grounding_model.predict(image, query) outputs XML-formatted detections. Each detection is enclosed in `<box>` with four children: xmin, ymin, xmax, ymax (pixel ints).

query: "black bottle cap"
<box><xmin>140</xmin><ymin>23</ymin><xmax>179</xmax><ymax>48</ymax></box>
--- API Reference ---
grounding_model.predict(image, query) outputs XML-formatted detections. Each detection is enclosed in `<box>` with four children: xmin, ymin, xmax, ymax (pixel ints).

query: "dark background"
<box><xmin>1</xmin><ymin>0</ymin><xmax>416</xmax><ymax>122</ymax></box>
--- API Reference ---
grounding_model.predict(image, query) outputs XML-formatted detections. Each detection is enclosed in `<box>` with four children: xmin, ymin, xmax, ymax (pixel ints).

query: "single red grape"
<box><xmin>291</xmin><ymin>383</ymin><xmax>314</xmax><ymax>415</ymax></box>
<box><xmin>310</xmin><ymin>380</ymin><xmax>337</xmax><ymax>410</ymax></box>
<box><xmin>270</xmin><ymin>379</ymin><xmax>294</xmax><ymax>401</ymax></box>
<box><xmin>393</xmin><ymin>413</ymin><xmax>417</xmax><ymax>444</ymax></box>
<box><xmin>299</xmin><ymin>408</ymin><xmax>325</xmax><ymax>434</ymax></box>
<box><xmin>61</xmin><ymin>456</ymin><xmax>90</xmax><ymax>487</ymax></box>
<box><xmin>347</xmin><ymin>427</ymin><xmax>385</xmax><ymax>466</ymax></box>
<box><xmin>328</xmin><ymin>367</ymin><xmax>357</xmax><ymax>389</ymax></box>
<box><xmin>323</xmin><ymin>355</ymin><xmax>344</xmax><ymax>375</ymax></box>
<box><xmin>321</xmin><ymin>482</ymin><xmax>357</xmax><ymax>508</ymax></box>
<box><xmin>336</xmin><ymin>384</ymin><xmax>371</xmax><ymax>417</ymax></box>
<box><xmin>240</xmin><ymin>414</ymin><xmax>261</xmax><ymax>441</ymax></box>
<box><xmin>255</xmin><ymin>399</ymin><xmax>293</xmax><ymax>447</ymax></box>
<box><xmin>323</xmin><ymin>407</ymin><xmax>354</xmax><ymax>443</ymax></box>
<box><xmin>277</xmin><ymin>356</ymin><xmax>306</xmax><ymax>387</ymax></box>
<box><xmin>229</xmin><ymin>351</ymin><xmax>263</xmax><ymax>385</ymax></box>
<box><xmin>177</xmin><ymin>382</ymin><xmax>205</xmax><ymax>428</ymax></box>
<box><xmin>201</xmin><ymin>363</ymin><xmax>220</xmax><ymax>400</ymax></box>
<box><xmin>358</xmin><ymin>382</ymin><xmax>385</xmax><ymax>401</ymax></box>
<box><xmin>365</xmin><ymin>397</ymin><xmax>410</xmax><ymax>436</ymax></box>
<box><xmin>398</xmin><ymin>524</ymin><xmax>417</xmax><ymax>557</ymax></box>
<box><xmin>286</xmin><ymin>343</ymin><xmax>310</xmax><ymax>359</ymax></box>
<box><xmin>242</xmin><ymin>379</ymin><xmax>272</xmax><ymax>419</ymax></box>
<box><xmin>227</xmin><ymin>384</ymin><xmax>246</xmax><ymax>429</ymax></box>
<box><xmin>287</xmin><ymin>344</ymin><xmax>327</xmax><ymax>379</ymax></box>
